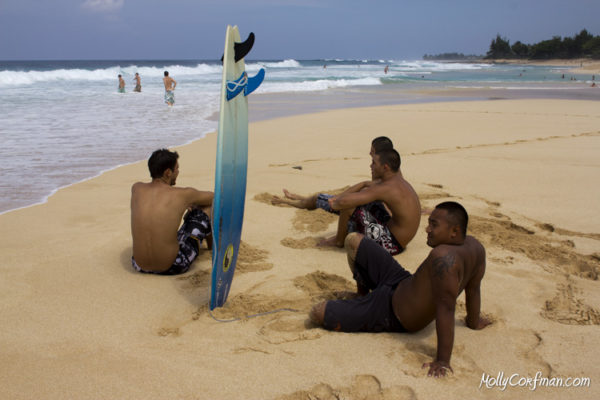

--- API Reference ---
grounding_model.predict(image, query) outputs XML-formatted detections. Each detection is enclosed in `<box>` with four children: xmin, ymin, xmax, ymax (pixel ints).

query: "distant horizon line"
<box><xmin>0</xmin><ymin>57</ymin><xmax>434</xmax><ymax>63</ymax></box>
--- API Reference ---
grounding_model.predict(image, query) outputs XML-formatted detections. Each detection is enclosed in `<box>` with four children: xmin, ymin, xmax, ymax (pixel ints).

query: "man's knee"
<box><xmin>345</xmin><ymin>232</ymin><xmax>364</xmax><ymax>258</ymax></box>
<box><xmin>309</xmin><ymin>301</ymin><xmax>327</xmax><ymax>326</ymax></box>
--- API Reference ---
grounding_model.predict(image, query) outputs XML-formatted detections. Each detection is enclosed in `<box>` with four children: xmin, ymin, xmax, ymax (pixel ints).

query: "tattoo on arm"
<box><xmin>432</xmin><ymin>254</ymin><xmax>456</xmax><ymax>279</ymax></box>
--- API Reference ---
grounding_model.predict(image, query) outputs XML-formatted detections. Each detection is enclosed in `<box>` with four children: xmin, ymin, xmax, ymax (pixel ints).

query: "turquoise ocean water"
<box><xmin>0</xmin><ymin>58</ymin><xmax>597</xmax><ymax>214</ymax></box>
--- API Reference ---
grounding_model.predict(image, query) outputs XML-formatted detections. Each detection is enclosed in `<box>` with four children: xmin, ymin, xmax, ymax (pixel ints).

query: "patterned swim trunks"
<box><xmin>347</xmin><ymin>202</ymin><xmax>404</xmax><ymax>255</ymax></box>
<box><xmin>315</xmin><ymin>193</ymin><xmax>340</xmax><ymax>215</ymax></box>
<box><xmin>164</xmin><ymin>90</ymin><xmax>175</xmax><ymax>105</ymax></box>
<box><xmin>132</xmin><ymin>208</ymin><xmax>211</xmax><ymax>275</ymax></box>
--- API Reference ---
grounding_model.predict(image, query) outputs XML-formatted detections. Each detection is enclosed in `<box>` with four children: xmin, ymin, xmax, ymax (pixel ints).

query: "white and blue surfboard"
<box><xmin>210</xmin><ymin>26</ymin><xmax>264</xmax><ymax>310</ymax></box>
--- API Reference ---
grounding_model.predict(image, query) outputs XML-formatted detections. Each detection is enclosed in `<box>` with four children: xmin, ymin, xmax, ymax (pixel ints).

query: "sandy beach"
<box><xmin>1</xmin><ymin>98</ymin><xmax>599</xmax><ymax>399</ymax></box>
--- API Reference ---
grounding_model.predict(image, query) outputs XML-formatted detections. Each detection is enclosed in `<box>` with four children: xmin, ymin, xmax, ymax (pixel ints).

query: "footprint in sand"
<box><xmin>469</xmin><ymin>215</ymin><xmax>599</xmax><ymax>280</ymax></box>
<box><xmin>293</xmin><ymin>271</ymin><xmax>356</xmax><ymax>301</ymax></box>
<box><xmin>275</xmin><ymin>374</ymin><xmax>416</xmax><ymax>400</ymax></box>
<box><xmin>542</xmin><ymin>281</ymin><xmax>600</xmax><ymax>325</ymax></box>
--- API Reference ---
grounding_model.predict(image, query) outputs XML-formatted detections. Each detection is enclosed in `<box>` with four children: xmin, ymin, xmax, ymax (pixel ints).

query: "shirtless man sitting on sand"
<box><xmin>310</xmin><ymin>202</ymin><xmax>491</xmax><ymax>377</ymax></box>
<box><xmin>130</xmin><ymin>149</ymin><xmax>213</xmax><ymax>275</ymax></box>
<box><xmin>272</xmin><ymin>146</ymin><xmax>420</xmax><ymax>255</ymax></box>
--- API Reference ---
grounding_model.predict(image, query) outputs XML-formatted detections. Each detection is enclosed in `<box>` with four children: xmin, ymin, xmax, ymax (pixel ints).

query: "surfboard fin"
<box><xmin>244</xmin><ymin>68</ymin><xmax>265</xmax><ymax>96</ymax></box>
<box><xmin>220</xmin><ymin>32</ymin><xmax>256</xmax><ymax>63</ymax></box>
<box><xmin>226</xmin><ymin>72</ymin><xmax>248</xmax><ymax>101</ymax></box>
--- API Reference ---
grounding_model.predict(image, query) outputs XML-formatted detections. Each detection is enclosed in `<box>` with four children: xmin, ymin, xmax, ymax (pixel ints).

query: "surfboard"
<box><xmin>210</xmin><ymin>26</ymin><xmax>264</xmax><ymax>310</ymax></box>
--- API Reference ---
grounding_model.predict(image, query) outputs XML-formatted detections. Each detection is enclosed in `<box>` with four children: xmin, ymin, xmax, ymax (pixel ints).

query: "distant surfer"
<box><xmin>133</xmin><ymin>73</ymin><xmax>141</xmax><ymax>92</ymax></box>
<box><xmin>271</xmin><ymin>137</ymin><xmax>421</xmax><ymax>255</ymax></box>
<box><xmin>384</xmin><ymin>65</ymin><xmax>389</xmax><ymax>74</ymax></box>
<box><xmin>130</xmin><ymin>149</ymin><xmax>213</xmax><ymax>275</ymax></box>
<box><xmin>163</xmin><ymin>71</ymin><xmax>177</xmax><ymax>106</ymax></box>
<box><xmin>118</xmin><ymin>74</ymin><xmax>125</xmax><ymax>93</ymax></box>
<box><xmin>309</xmin><ymin>202</ymin><xmax>491</xmax><ymax>378</ymax></box>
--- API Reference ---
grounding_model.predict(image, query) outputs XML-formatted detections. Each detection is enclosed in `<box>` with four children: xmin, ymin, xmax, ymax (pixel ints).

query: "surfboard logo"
<box><xmin>226</xmin><ymin>69</ymin><xmax>265</xmax><ymax>101</ymax></box>
<box><xmin>222</xmin><ymin>244</ymin><xmax>234</xmax><ymax>272</ymax></box>
<box><xmin>226</xmin><ymin>72</ymin><xmax>248</xmax><ymax>100</ymax></box>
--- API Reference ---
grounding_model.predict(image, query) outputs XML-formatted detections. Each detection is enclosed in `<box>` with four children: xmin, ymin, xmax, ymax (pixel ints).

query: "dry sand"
<box><xmin>1</xmin><ymin>99</ymin><xmax>599</xmax><ymax>399</ymax></box>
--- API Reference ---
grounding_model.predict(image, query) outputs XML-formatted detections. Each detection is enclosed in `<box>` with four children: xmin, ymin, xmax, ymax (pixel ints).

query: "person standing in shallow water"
<box><xmin>133</xmin><ymin>73</ymin><xmax>141</xmax><ymax>92</ymax></box>
<box><xmin>163</xmin><ymin>71</ymin><xmax>177</xmax><ymax>106</ymax></box>
<box><xmin>118</xmin><ymin>74</ymin><xmax>125</xmax><ymax>93</ymax></box>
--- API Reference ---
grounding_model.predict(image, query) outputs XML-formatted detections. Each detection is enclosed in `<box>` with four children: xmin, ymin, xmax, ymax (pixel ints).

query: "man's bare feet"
<box><xmin>282</xmin><ymin>189</ymin><xmax>305</xmax><ymax>200</ymax></box>
<box><xmin>270</xmin><ymin>195</ymin><xmax>291</xmax><ymax>206</ymax></box>
<box><xmin>317</xmin><ymin>235</ymin><xmax>344</xmax><ymax>248</ymax></box>
<box><xmin>333</xmin><ymin>291</ymin><xmax>360</xmax><ymax>300</ymax></box>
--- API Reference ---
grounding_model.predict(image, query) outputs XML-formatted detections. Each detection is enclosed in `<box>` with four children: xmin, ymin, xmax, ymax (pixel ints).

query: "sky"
<box><xmin>0</xmin><ymin>0</ymin><xmax>599</xmax><ymax>61</ymax></box>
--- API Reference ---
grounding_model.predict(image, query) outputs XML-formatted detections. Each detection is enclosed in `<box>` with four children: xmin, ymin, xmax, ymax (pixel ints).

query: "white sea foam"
<box><xmin>0</xmin><ymin>58</ymin><xmax>585</xmax><ymax>214</ymax></box>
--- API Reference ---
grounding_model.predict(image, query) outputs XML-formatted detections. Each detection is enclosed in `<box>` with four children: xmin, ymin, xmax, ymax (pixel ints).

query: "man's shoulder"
<box><xmin>428</xmin><ymin>244</ymin><xmax>457</xmax><ymax>258</ymax></box>
<box><xmin>465</xmin><ymin>236</ymin><xmax>485</xmax><ymax>253</ymax></box>
<box><xmin>131</xmin><ymin>181</ymin><xmax>146</xmax><ymax>191</ymax></box>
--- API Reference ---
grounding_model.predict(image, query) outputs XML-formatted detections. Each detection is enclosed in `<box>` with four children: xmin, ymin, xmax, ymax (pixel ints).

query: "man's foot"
<box><xmin>271</xmin><ymin>195</ymin><xmax>296</xmax><ymax>206</ymax></box>
<box><xmin>317</xmin><ymin>235</ymin><xmax>344</xmax><ymax>248</ymax></box>
<box><xmin>333</xmin><ymin>291</ymin><xmax>360</xmax><ymax>300</ymax></box>
<box><xmin>282</xmin><ymin>189</ymin><xmax>304</xmax><ymax>200</ymax></box>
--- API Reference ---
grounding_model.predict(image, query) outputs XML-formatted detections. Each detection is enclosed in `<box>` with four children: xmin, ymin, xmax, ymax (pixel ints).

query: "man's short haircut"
<box><xmin>435</xmin><ymin>201</ymin><xmax>468</xmax><ymax>237</ymax></box>
<box><xmin>148</xmin><ymin>149</ymin><xmax>179</xmax><ymax>179</ymax></box>
<box><xmin>375</xmin><ymin>148</ymin><xmax>400</xmax><ymax>171</ymax></box>
<box><xmin>164</xmin><ymin>71</ymin><xmax>169</xmax><ymax>76</ymax></box>
<box><xmin>371</xmin><ymin>136</ymin><xmax>393</xmax><ymax>153</ymax></box>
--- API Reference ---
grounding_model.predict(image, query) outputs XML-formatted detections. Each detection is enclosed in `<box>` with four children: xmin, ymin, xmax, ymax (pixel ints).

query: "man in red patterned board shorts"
<box><xmin>271</xmin><ymin>137</ymin><xmax>421</xmax><ymax>255</ymax></box>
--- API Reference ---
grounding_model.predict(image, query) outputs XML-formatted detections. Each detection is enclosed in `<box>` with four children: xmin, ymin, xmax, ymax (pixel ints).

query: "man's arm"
<box><xmin>184</xmin><ymin>188</ymin><xmax>213</xmax><ymax>208</ymax></box>
<box><xmin>465</xmin><ymin>247</ymin><xmax>490</xmax><ymax>330</ymax></box>
<box><xmin>330</xmin><ymin>182</ymin><xmax>382</xmax><ymax>211</ymax></box>
<box><xmin>423</xmin><ymin>247</ymin><xmax>460</xmax><ymax>378</ymax></box>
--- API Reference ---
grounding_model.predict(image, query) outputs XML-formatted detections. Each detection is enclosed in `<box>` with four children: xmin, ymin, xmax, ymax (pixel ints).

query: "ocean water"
<box><xmin>0</xmin><ymin>58</ymin><xmax>595</xmax><ymax>214</ymax></box>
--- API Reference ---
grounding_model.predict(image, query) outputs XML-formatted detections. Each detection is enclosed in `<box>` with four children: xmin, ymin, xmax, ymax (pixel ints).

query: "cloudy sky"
<box><xmin>0</xmin><ymin>0</ymin><xmax>598</xmax><ymax>60</ymax></box>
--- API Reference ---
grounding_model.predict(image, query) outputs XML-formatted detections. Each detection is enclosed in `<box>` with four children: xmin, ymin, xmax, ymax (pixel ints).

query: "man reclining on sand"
<box><xmin>130</xmin><ymin>149</ymin><xmax>213</xmax><ymax>275</ymax></box>
<box><xmin>272</xmin><ymin>145</ymin><xmax>421</xmax><ymax>255</ymax></box>
<box><xmin>309</xmin><ymin>202</ymin><xmax>492</xmax><ymax>377</ymax></box>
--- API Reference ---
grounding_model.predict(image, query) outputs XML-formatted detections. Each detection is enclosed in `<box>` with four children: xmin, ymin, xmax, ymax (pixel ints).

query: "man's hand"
<box><xmin>422</xmin><ymin>360</ymin><xmax>453</xmax><ymax>378</ymax></box>
<box><xmin>467</xmin><ymin>316</ymin><xmax>492</xmax><ymax>330</ymax></box>
<box><xmin>327</xmin><ymin>196</ymin><xmax>337</xmax><ymax>210</ymax></box>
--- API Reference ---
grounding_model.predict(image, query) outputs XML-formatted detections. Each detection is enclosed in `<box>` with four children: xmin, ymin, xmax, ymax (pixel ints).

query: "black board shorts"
<box><xmin>323</xmin><ymin>237</ymin><xmax>410</xmax><ymax>332</ymax></box>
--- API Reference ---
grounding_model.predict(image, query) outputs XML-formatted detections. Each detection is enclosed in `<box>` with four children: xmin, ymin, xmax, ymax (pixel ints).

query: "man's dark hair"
<box><xmin>371</xmin><ymin>136</ymin><xmax>393</xmax><ymax>153</ymax></box>
<box><xmin>435</xmin><ymin>201</ymin><xmax>468</xmax><ymax>237</ymax></box>
<box><xmin>164</xmin><ymin>71</ymin><xmax>169</xmax><ymax>76</ymax></box>
<box><xmin>148</xmin><ymin>149</ymin><xmax>179</xmax><ymax>179</ymax></box>
<box><xmin>375</xmin><ymin>148</ymin><xmax>400</xmax><ymax>172</ymax></box>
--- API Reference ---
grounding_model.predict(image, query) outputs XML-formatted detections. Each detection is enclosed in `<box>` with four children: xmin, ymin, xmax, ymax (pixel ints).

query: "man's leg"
<box><xmin>344</xmin><ymin>232</ymin><xmax>369</xmax><ymax>295</ymax></box>
<box><xmin>309</xmin><ymin>301</ymin><xmax>327</xmax><ymax>326</ymax></box>
<box><xmin>271</xmin><ymin>189</ymin><xmax>318</xmax><ymax>209</ymax></box>
<box><xmin>318</xmin><ymin>207</ymin><xmax>355</xmax><ymax>248</ymax></box>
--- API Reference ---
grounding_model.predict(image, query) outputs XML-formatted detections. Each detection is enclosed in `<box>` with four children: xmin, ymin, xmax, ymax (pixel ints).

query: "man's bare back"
<box><xmin>130</xmin><ymin>151</ymin><xmax>212</xmax><ymax>273</ymax></box>
<box><xmin>392</xmin><ymin>236</ymin><xmax>486</xmax><ymax>331</ymax></box>
<box><xmin>163</xmin><ymin>76</ymin><xmax>176</xmax><ymax>91</ymax></box>
<box><xmin>131</xmin><ymin>182</ymin><xmax>203</xmax><ymax>271</ymax></box>
<box><xmin>355</xmin><ymin>173</ymin><xmax>421</xmax><ymax>249</ymax></box>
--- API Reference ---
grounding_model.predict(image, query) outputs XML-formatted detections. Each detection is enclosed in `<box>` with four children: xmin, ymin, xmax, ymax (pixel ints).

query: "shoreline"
<box><xmin>2</xmin><ymin>82</ymin><xmax>599</xmax><ymax>216</ymax></box>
